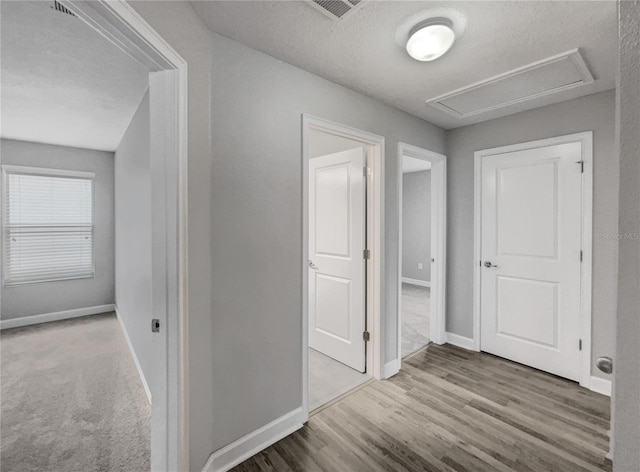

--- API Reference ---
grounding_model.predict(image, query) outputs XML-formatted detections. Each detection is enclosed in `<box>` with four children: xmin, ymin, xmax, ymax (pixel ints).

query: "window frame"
<box><xmin>1</xmin><ymin>165</ymin><xmax>96</xmax><ymax>287</ymax></box>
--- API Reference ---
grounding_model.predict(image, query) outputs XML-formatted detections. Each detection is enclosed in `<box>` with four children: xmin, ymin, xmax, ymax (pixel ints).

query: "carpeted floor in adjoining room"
<box><xmin>401</xmin><ymin>282</ymin><xmax>430</xmax><ymax>358</ymax></box>
<box><xmin>1</xmin><ymin>312</ymin><xmax>150</xmax><ymax>472</ymax></box>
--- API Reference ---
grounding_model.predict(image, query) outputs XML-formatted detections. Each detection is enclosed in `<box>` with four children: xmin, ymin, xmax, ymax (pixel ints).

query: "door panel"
<box><xmin>496</xmin><ymin>276</ymin><xmax>558</xmax><ymax>347</ymax></box>
<box><xmin>315</xmin><ymin>274</ymin><xmax>351</xmax><ymax>341</ymax></box>
<box><xmin>315</xmin><ymin>164</ymin><xmax>351</xmax><ymax>257</ymax></box>
<box><xmin>309</xmin><ymin>148</ymin><xmax>366</xmax><ymax>372</ymax></box>
<box><xmin>497</xmin><ymin>162</ymin><xmax>558</xmax><ymax>258</ymax></box>
<box><xmin>480</xmin><ymin>142</ymin><xmax>582</xmax><ymax>381</ymax></box>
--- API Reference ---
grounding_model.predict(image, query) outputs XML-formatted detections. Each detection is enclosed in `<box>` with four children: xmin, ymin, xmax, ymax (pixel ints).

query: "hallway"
<box><xmin>234</xmin><ymin>344</ymin><xmax>611</xmax><ymax>472</ymax></box>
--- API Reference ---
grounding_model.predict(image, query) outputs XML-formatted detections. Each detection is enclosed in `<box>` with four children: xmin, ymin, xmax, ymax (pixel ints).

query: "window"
<box><xmin>2</xmin><ymin>166</ymin><xmax>95</xmax><ymax>286</ymax></box>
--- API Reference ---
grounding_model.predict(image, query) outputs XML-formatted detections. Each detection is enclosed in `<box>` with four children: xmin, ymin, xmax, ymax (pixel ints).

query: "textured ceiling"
<box><xmin>191</xmin><ymin>0</ymin><xmax>617</xmax><ymax>129</ymax></box>
<box><xmin>1</xmin><ymin>1</ymin><xmax>150</xmax><ymax>151</ymax></box>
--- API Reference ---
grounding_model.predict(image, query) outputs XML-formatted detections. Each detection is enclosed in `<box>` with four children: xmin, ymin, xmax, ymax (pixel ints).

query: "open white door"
<box><xmin>309</xmin><ymin>148</ymin><xmax>366</xmax><ymax>372</ymax></box>
<box><xmin>480</xmin><ymin>142</ymin><xmax>583</xmax><ymax>381</ymax></box>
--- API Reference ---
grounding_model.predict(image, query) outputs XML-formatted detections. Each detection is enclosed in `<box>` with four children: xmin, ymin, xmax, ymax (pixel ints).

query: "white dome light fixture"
<box><xmin>406</xmin><ymin>17</ymin><xmax>456</xmax><ymax>62</ymax></box>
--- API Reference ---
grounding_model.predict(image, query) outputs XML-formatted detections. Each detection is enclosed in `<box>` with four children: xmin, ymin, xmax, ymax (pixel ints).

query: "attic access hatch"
<box><xmin>426</xmin><ymin>49</ymin><xmax>595</xmax><ymax>119</ymax></box>
<box><xmin>306</xmin><ymin>0</ymin><xmax>363</xmax><ymax>20</ymax></box>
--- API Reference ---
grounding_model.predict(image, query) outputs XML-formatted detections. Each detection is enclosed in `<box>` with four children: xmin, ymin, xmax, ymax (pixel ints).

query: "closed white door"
<box><xmin>480</xmin><ymin>142</ymin><xmax>583</xmax><ymax>381</ymax></box>
<box><xmin>309</xmin><ymin>148</ymin><xmax>366</xmax><ymax>372</ymax></box>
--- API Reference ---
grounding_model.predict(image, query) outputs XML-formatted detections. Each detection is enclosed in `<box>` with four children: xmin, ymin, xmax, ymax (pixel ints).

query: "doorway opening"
<box><xmin>1</xmin><ymin>1</ymin><xmax>187</xmax><ymax>469</ymax></box>
<box><xmin>400</xmin><ymin>157</ymin><xmax>432</xmax><ymax>356</ymax></box>
<box><xmin>397</xmin><ymin>143</ymin><xmax>447</xmax><ymax>362</ymax></box>
<box><xmin>302</xmin><ymin>115</ymin><xmax>383</xmax><ymax>415</ymax></box>
<box><xmin>63</xmin><ymin>2</ymin><xmax>189</xmax><ymax>470</ymax></box>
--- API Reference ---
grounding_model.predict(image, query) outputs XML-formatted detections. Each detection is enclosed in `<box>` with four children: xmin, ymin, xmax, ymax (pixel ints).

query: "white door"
<box><xmin>309</xmin><ymin>148</ymin><xmax>366</xmax><ymax>372</ymax></box>
<box><xmin>480</xmin><ymin>142</ymin><xmax>583</xmax><ymax>381</ymax></box>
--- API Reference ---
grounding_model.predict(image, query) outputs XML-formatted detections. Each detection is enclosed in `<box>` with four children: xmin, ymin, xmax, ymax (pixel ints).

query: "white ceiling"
<box><xmin>1</xmin><ymin>1</ymin><xmax>150</xmax><ymax>152</ymax></box>
<box><xmin>403</xmin><ymin>155</ymin><xmax>431</xmax><ymax>173</ymax></box>
<box><xmin>191</xmin><ymin>0</ymin><xmax>618</xmax><ymax>129</ymax></box>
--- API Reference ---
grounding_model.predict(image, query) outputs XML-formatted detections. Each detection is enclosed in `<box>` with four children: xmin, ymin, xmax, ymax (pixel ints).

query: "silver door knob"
<box><xmin>596</xmin><ymin>356</ymin><xmax>613</xmax><ymax>374</ymax></box>
<box><xmin>484</xmin><ymin>261</ymin><xmax>499</xmax><ymax>268</ymax></box>
<box><xmin>308</xmin><ymin>260</ymin><xmax>318</xmax><ymax>270</ymax></box>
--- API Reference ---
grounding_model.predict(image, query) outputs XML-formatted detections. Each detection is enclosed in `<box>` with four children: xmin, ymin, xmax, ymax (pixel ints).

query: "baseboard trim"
<box><xmin>0</xmin><ymin>304</ymin><xmax>115</xmax><ymax>330</ymax></box>
<box><xmin>202</xmin><ymin>407</ymin><xmax>304</xmax><ymax>472</ymax></box>
<box><xmin>115</xmin><ymin>307</ymin><xmax>152</xmax><ymax>404</ymax></box>
<box><xmin>446</xmin><ymin>332</ymin><xmax>475</xmax><ymax>351</ymax></box>
<box><xmin>382</xmin><ymin>359</ymin><xmax>400</xmax><ymax>379</ymax></box>
<box><xmin>589</xmin><ymin>375</ymin><xmax>612</xmax><ymax>397</ymax></box>
<box><xmin>401</xmin><ymin>277</ymin><xmax>431</xmax><ymax>288</ymax></box>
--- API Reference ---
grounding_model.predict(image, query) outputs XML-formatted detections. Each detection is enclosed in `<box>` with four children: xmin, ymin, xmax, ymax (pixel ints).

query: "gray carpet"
<box><xmin>1</xmin><ymin>312</ymin><xmax>150</xmax><ymax>472</ymax></box>
<box><xmin>401</xmin><ymin>283</ymin><xmax>430</xmax><ymax>358</ymax></box>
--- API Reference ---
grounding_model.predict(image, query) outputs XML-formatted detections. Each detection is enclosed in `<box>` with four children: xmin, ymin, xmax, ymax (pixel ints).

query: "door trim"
<box><xmin>472</xmin><ymin>131</ymin><xmax>593</xmax><ymax>389</ymax></box>
<box><xmin>302</xmin><ymin>115</ymin><xmax>384</xmax><ymax>418</ymax></box>
<box><xmin>397</xmin><ymin>143</ymin><xmax>447</xmax><ymax>363</ymax></box>
<box><xmin>61</xmin><ymin>2</ymin><xmax>189</xmax><ymax>470</ymax></box>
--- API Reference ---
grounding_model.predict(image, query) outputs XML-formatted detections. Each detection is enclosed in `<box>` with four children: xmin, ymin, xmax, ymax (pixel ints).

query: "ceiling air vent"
<box><xmin>51</xmin><ymin>1</ymin><xmax>76</xmax><ymax>17</ymax></box>
<box><xmin>306</xmin><ymin>0</ymin><xmax>363</xmax><ymax>20</ymax></box>
<box><xmin>426</xmin><ymin>49</ymin><xmax>594</xmax><ymax>119</ymax></box>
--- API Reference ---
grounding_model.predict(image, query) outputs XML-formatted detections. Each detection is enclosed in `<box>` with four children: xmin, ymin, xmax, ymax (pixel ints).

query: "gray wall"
<box><xmin>0</xmin><ymin>139</ymin><xmax>115</xmax><ymax>319</ymax></box>
<box><xmin>308</xmin><ymin>129</ymin><xmax>364</xmax><ymax>158</ymax></box>
<box><xmin>402</xmin><ymin>170</ymin><xmax>431</xmax><ymax>282</ymax></box>
<box><xmin>209</xmin><ymin>31</ymin><xmax>445</xmax><ymax>453</ymax></box>
<box><xmin>129</xmin><ymin>3</ymin><xmax>215</xmax><ymax>468</ymax></box>
<box><xmin>445</xmin><ymin>90</ymin><xmax>618</xmax><ymax>380</ymax></box>
<box><xmin>613</xmin><ymin>1</ymin><xmax>640</xmax><ymax>468</ymax></box>
<box><xmin>114</xmin><ymin>91</ymin><xmax>152</xmax><ymax>392</ymax></box>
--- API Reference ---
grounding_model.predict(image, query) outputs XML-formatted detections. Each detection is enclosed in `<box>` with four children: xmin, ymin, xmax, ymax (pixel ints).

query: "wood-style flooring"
<box><xmin>233</xmin><ymin>343</ymin><xmax>611</xmax><ymax>472</ymax></box>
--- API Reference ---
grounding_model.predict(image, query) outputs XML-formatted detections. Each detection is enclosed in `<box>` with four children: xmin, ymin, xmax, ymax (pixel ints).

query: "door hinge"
<box><xmin>363</xmin><ymin>331</ymin><xmax>371</xmax><ymax>342</ymax></box>
<box><xmin>580</xmin><ymin>250</ymin><xmax>583</xmax><ymax>262</ymax></box>
<box><xmin>363</xmin><ymin>249</ymin><xmax>371</xmax><ymax>259</ymax></box>
<box><xmin>576</xmin><ymin>161</ymin><xmax>584</xmax><ymax>173</ymax></box>
<box><xmin>363</xmin><ymin>166</ymin><xmax>368</xmax><ymax>178</ymax></box>
<box><xmin>579</xmin><ymin>339</ymin><xmax>582</xmax><ymax>351</ymax></box>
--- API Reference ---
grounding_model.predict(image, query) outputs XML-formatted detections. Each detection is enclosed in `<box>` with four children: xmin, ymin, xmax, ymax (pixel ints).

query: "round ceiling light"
<box><xmin>406</xmin><ymin>17</ymin><xmax>456</xmax><ymax>62</ymax></box>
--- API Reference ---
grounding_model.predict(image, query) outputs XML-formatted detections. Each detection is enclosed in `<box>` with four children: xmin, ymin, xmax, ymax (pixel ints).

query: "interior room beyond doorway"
<box><xmin>400</xmin><ymin>156</ymin><xmax>432</xmax><ymax>357</ymax></box>
<box><xmin>306</xmin><ymin>125</ymin><xmax>374</xmax><ymax>412</ymax></box>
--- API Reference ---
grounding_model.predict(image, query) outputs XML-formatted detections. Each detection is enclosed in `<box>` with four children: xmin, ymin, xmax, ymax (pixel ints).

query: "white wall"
<box><xmin>114</xmin><ymin>90</ymin><xmax>152</xmax><ymax>394</ymax></box>
<box><xmin>402</xmin><ymin>170</ymin><xmax>431</xmax><ymax>282</ymax></box>
<box><xmin>208</xmin><ymin>31</ymin><xmax>445</xmax><ymax>454</ymax></box>
<box><xmin>613</xmin><ymin>1</ymin><xmax>640</xmax><ymax>468</ymax></box>
<box><xmin>445</xmin><ymin>90</ymin><xmax>618</xmax><ymax>380</ymax></box>
<box><xmin>0</xmin><ymin>139</ymin><xmax>115</xmax><ymax>320</ymax></box>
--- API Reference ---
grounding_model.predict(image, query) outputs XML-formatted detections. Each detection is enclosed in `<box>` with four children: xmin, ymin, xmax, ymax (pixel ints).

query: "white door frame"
<box><xmin>473</xmin><ymin>131</ymin><xmax>593</xmax><ymax>389</ymax></box>
<box><xmin>63</xmin><ymin>2</ymin><xmax>189</xmax><ymax>470</ymax></box>
<box><xmin>302</xmin><ymin>115</ymin><xmax>384</xmax><ymax>417</ymax></box>
<box><xmin>397</xmin><ymin>143</ymin><xmax>447</xmax><ymax>360</ymax></box>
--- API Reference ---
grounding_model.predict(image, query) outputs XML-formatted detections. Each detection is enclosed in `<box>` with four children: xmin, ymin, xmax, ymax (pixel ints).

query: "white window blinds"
<box><xmin>3</xmin><ymin>166</ymin><xmax>95</xmax><ymax>286</ymax></box>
